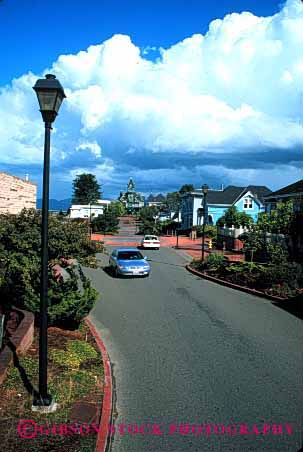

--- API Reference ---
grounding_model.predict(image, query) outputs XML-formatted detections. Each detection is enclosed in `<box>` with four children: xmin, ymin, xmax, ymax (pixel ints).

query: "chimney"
<box><xmin>221</xmin><ymin>183</ymin><xmax>224</xmax><ymax>191</ymax></box>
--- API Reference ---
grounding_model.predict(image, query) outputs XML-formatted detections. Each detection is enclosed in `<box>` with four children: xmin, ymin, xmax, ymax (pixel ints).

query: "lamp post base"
<box><xmin>32</xmin><ymin>394</ymin><xmax>58</xmax><ymax>413</ymax></box>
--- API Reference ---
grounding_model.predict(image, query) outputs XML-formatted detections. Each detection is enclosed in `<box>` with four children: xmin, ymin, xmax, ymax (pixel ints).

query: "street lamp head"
<box><xmin>33</xmin><ymin>74</ymin><xmax>66</xmax><ymax>124</ymax></box>
<box><xmin>201</xmin><ymin>184</ymin><xmax>209</xmax><ymax>195</ymax></box>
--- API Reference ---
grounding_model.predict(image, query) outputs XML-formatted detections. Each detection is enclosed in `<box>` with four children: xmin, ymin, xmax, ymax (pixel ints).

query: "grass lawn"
<box><xmin>0</xmin><ymin>321</ymin><xmax>104</xmax><ymax>452</ymax></box>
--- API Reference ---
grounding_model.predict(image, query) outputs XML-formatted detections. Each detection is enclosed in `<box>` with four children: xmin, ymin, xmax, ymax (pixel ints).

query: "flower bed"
<box><xmin>191</xmin><ymin>255</ymin><xmax>303</xmax><ymax>299</ymax></box>
<box><xmin>0</xmin><ymin>321</ymin><xmax>104</xmax><ymax>452</ymax></box>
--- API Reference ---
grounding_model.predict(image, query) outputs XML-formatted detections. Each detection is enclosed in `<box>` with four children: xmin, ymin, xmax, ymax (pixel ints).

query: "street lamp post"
<box><xmin>32</xmin><ymin>74</ymin><xmax>66</xmax><ymax>410</ymax></box>
<box><xmin>89</xmin><ymin>202</ymin><xmax>92</xmax><ymax>240</ymax></box>
<box><xmin>201</xmin><ymin>184</ymin><xmax>209</xmax><ymax>261</ymax></box>
<box><xmin>175</xmin><ymin>202</ymin><xmax>181</xmax><ymax>248</ymax></box>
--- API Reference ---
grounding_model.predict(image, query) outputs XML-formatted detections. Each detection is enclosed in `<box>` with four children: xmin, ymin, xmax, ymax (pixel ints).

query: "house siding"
<box><xmin>234</xmin><ymin>193</ymin><xmax>264</xmax><ymax>223</ymax></box>
<box><xmin>207</xmin><ymin>205</ymin><xmax>230</xmax><ymax>224</ymax></box>
<box><xmin>181</xmin><ymin>188</ymin><xmax>266</xmax><ymax>229</ymax></box>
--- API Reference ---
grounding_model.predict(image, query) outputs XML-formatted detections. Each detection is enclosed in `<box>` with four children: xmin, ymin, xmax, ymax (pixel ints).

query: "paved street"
<box><xmin>84</xmin><ymin>247</ymin><xmax>302</xmax><ymax>452</ymax></box>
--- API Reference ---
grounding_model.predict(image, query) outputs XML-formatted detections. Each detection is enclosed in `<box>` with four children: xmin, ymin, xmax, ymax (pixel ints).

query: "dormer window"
<box><xmin>243</xmin><ymin>197</ymin><xmax>253</xmax><ymax>209</ymax></box>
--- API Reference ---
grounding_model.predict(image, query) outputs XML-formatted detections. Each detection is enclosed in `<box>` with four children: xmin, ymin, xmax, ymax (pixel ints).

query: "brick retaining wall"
<box><xmin>0</xmin><ymin>309</ymin><xmax>34</xmax><ymax>384</ymax></box>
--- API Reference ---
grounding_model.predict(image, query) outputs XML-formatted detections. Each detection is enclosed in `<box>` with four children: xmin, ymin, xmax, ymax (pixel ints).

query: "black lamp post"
<box><xmin>89</xmin><ymin>202</ymin><xmax>92</xmax><ymax>240</ymax></box>
<box><xmin>175</xmin><ymin>201</ymin><xmax>181</xmax><ymax>248</ymax></box>
<box><xmin>201</xmin><ymin>184</ymin><xmax>209</xmax><ymax>261</ymax></box>
<box><xmin>32</xmin><ymin>74</ymin><xmax>66</xmax><ymax>408</ymax></box>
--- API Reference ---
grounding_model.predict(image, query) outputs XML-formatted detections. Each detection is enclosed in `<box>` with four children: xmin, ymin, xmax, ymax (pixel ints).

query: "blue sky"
<box><xmin>1</xmin><ymin>0</ymin><xmax>303</xmax><ymax>199</ymax></box>
<box><xmin>0</xmin><ymin>0</ymin><xmax>281</xmax><ymax>86</ymax></box>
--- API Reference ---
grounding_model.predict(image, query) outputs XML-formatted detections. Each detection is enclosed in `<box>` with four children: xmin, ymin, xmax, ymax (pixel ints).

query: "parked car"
<box><xmin>109</xmin><ymin>248</ymin><xmax>150</xmax><ymax>277</ymax></box>
<box><xmin>141</xmin><ymin>235</ymin><xmax>160</xmax><ymax>249</ymax></box>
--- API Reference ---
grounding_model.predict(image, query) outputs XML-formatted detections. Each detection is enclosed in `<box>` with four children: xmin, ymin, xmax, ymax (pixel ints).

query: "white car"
<box><xmin>141</xmin><ymin>235</ymin><xmax>160</xmax><ymax>249</ymax></box>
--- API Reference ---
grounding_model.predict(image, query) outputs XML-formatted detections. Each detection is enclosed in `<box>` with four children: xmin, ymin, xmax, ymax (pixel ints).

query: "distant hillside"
<box><xmin>37</xmin><ymin>198</ymin><xmax>71</xmax><ymax>211</ymax></box>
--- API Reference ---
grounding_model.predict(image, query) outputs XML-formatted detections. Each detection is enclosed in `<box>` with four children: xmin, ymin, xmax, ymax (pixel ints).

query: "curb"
<box><xmin>85</xmin><ymin>317</ymin><xmax>113</xmax><ymax>452</ymax></box>
<box><xmin>186</xmin><ymin>265</ymin><xmax>286</xmax><ymax>302</ymax></box>
<box><xmin>171</xmin><ymin>247</ymin><xmax>194</xmax><ymax>263</ymax></box>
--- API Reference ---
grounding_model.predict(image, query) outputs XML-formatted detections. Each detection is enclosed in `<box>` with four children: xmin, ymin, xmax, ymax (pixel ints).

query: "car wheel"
<box><xmin>115</xmin><ymin>267</ymin><xmax>119</xmax><ymax>278</ymax></box>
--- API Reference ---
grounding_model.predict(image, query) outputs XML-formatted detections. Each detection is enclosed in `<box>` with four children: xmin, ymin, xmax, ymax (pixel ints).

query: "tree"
<box><xmin>240</xmin><ymin>201</ymin><xmax>295</xmax><ymax>262</ymax></box>
<box><xmin>110</xmin><ymin>200</ymin><xmax>126</xmax><ymax>217</ymax></box>
<box><xmin>92</xmin><ymin>206</ymin><xmax>119</xmax><ymax>233</ymax></box>
<box><xmin>217</xmin><ymin>206</ymin><xmax>253</xmax><ymax>228</ymax></box>
<box><xmin>164</xmin><ymin>184</ymin><xmax>194</xmax><ymax>215</ymax></box>
<box><xmin>165</xmin><ymin>192</ymin><xmax>181</xmax><ymax>212</ymax></box>
<box><xmin>179</xmin><ymin>184</ymin><xmax>194</xmax><ymax>194</ymax></box>
<box><xmin>192</xmin><ymin>224</ymin><xmax>217</xmax><ymax>238</ymax></box>
<box><xmin>72</xmin><ymin>173</ymin><xmax>102</xmax><ymax>204</ymax></box>
<box><xmin>138</xmin><ymin>206</ymin><xmax>161</xmax><ymax>234</ymax></box>
<box><xmin>258</xmin><ymin>201</ymin><xmax>294</xmax><ymax>234</ymax></box>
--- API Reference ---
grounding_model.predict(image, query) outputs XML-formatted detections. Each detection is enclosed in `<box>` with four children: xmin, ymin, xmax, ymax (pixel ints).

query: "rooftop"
<box><xmin>187</xmin><ymin>185</ymin><xmax>272</xmax><ymax>204</ymax></box>
<box><xmin>0</xmin><ymin>171</ymin><xmax>37</xmax><ymax>186</ymax></box>
<box><xmin>264</xmin><ymin>179</ymin><xmax>303</xmax><ymax>198</ymax></box>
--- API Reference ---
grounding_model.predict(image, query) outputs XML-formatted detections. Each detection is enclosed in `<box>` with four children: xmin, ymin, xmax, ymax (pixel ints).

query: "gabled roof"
<box><xmin>206</xmin><ymin>186</ymin><xmax>244</xmax><ymax>204</ymax></box>
<box><xmin>235</xmin><ymin>185</ymin><xmax>272</xmax><ymax>204</ymax></box>
<box><xmin>186</xmin><ymin>184</ymin><xmax>272</xmax><ymax>205</ymax></box>
<box><xmin>263</xmin><ymin>179</ymin><xmax>303</xmax><ymax>198</ymax></box>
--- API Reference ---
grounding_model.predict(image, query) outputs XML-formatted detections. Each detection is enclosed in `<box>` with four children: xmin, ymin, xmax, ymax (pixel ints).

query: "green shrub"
<box><xmin>217</xmin><ymin>206</ymin><xmax>253</xmax><ymax>228</ymax></box>
<box><xmin>206</xmin><ymin>253</ymin><xmax>227</xmax><ymax>269</ymax></box>
<box><xmin>0</xmin><ymin>210</ymin><xmax>99</xmax><ymax>325</ymax></box>
<box><xmin>266</xmin><ymin>283</ymin><xmax>295</xmax><ymax>298</ymax></box>
<box><xmin>194</xmin><ymin>253</ymin><xmax>228</xmax><ymax>272</ymax></box>
<box><xmin>192</xmin><ymin>225</ymin><xmax>217</xmax><ymax>238</ymax></box>
<box><xmin>46</xmin><ymin>268</ymin><xmax>98</xmax><ymax>328</ymax></box>
<box><xmin>92</xmin><ymin>207</ymin><xmax>119</xmax><ymax>233</ymax></box>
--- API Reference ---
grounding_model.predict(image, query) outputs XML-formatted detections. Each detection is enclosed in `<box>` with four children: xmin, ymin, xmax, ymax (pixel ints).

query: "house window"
<box><xmin>243</xmin><ymin>197</ymin><xmax>253</xmax><ymax>209</ymax></box>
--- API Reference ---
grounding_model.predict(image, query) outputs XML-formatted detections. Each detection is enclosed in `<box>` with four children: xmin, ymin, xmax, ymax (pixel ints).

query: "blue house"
<box><xmin>181</xmin><ymin>185</ymin><xmax>272</xmax><ymax>229</ymax></box>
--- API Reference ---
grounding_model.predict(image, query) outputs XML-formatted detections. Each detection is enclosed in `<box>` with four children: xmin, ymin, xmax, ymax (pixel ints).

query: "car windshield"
<box><xmin>145</xmin><ymin>236</ymin><xmax>158</xmax><ymax>240</ymax></box>
<box><xmin>117</xmin><ymin>251</ymin><xmax>144</xmax><ymax>260</ymax></box>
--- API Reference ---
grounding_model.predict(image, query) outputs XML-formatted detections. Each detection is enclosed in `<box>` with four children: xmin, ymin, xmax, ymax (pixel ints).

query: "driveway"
<box><xmin>84</xmin><ymin>247</ymin><xmax>302</xmax><ymax>452</ymax></box>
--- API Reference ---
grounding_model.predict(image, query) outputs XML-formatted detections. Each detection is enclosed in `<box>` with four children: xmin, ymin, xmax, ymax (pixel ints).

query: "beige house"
<box><xmin>0</xmin><ymin>172</ymin><xmax>37</xmax><ymax>214</ymax></box>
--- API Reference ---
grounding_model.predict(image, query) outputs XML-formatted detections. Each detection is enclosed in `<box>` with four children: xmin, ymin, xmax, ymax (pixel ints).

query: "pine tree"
<box><xmin>72</xmin><ymin>173</ymin><xmax>102</xmax><ymax>204</ymax></box>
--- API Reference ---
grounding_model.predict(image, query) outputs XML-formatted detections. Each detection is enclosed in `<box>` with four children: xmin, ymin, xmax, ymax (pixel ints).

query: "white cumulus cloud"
<box><xmin>1</xmin><ymin>0</ymin><xmax>303</xmax><ymax>195</ymax></box>
<box><xmin>76</xmin><ymin>141</ymin><xmax>102</xmax><ymax>158</ymax></box>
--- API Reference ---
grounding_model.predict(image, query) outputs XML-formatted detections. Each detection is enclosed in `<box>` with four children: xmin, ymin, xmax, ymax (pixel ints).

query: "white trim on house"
<box><xmin>96</xmin><ymin>199</ymin><xmax>112</xmax><ymax>206</ymax></box>
<box><xmin>235</xmin><ymin>190</ymin><xmax>263</xmax><ymax>207</ymax></box>
<box><xmin>243</xmin><ymin>196</ymin><xmax>253</xmax><ymax>210</ymax></box>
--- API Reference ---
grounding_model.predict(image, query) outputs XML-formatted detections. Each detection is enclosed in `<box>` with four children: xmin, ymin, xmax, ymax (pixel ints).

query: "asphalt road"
<box><xmin>84</xmin><ymin>247</ymin><xmax>302</xmax><ymax>452</ymax></box>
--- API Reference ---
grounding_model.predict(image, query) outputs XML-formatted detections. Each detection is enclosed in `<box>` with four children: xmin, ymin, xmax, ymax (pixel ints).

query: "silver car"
<box><xmin>109</xmin><ymin>248</ymin><xmax>151</xmax><ymax>277</ymax></box>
